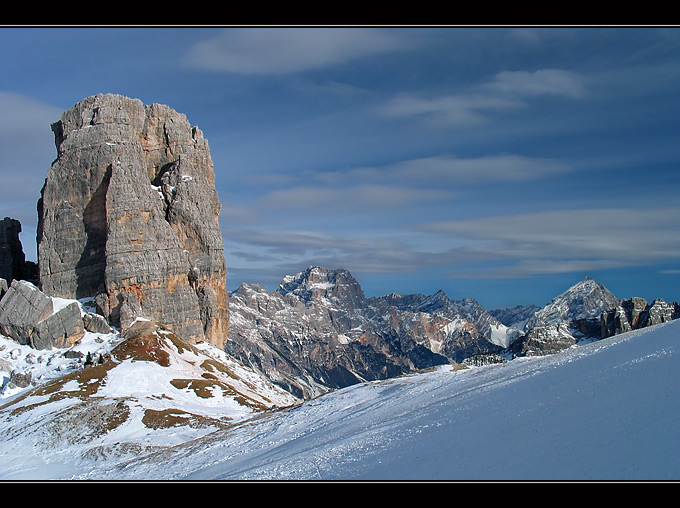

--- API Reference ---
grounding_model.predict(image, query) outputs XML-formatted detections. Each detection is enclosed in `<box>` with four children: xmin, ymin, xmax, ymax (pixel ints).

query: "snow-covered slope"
<box><xmin>3</xmin><ymin>319</ymin><xmax>678</xmax><ymax>480</ymax></box>
<box><xmin>0</xmin><ymin>316</ymin><xmax>297</xmax><ymax>480</ymax></box>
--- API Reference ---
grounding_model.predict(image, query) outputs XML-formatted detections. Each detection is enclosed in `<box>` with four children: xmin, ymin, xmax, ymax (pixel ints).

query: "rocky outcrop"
<box><xmin>508</xmin><ymin>322</ymin><xmax>580</xmax><ymax>357</ymax></box>
<box><xmin>0</xmin><ymin>217</ymin><xmax>37</xmax><ymax>284</ymax></box>
<box><xmin>37</xmin><ymin>94</ymin><xmax>228</xmax><ymax>348</ymax></box>
<box><xmin>601</xmin><ymin>297</ymin><xmax>679</xmax><ymax>338</ymax></box>
<box><xmin>0</xmin><ymin>279</ymin><xmax>84</xmax><ymax>349</ymax></box>
<box><xmin>82</xmin><ymin>311</ymin><xmax>113</xmax><ymax>334</ymax></box>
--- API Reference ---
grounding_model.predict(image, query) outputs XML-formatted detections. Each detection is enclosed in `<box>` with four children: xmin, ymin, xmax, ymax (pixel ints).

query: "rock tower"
<box><xmin>0</xmin><ymin>217</ymin><xmax>37</xmax><ymax>283</ymax></box>
<box><xmin>37</xmin><ymin>94</ymin><xmax>229</xmax><ymax>348</ymax></box>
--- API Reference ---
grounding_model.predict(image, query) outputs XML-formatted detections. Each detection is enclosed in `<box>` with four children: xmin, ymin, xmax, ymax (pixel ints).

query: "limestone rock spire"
<box><xmin>37</xmin><ymin>94</ymin><xmax>229</xmax><ymax>348</ymax></box>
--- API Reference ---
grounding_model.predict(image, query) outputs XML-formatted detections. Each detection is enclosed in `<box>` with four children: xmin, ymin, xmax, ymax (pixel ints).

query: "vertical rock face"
<box><xmin>37</xmin><ymin>94</ymin><xmax>228</xmax><ymax>348</ymax></box>
<box><xmin>601</xmin><ymin>297</ymin><xmax>680</xmax><ymax>338</ymax></box>
<box><xmin>0</xmin><ymin>217</ymin><xmax>37</xmax><ymax>283</ymax></box>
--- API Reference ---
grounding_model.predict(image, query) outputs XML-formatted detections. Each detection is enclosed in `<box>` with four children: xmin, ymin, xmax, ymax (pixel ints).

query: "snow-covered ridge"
<box><xmin>0</xmin><ymin>317</ymin><xmax>298</xmax><ymax>478</ymax></box>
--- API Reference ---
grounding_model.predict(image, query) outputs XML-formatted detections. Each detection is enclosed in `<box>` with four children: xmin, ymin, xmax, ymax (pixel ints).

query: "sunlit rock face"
<box><xmin>37</xmin><ymin>94</ymin><xmax>228</xmax><ymax>348</ymax></box>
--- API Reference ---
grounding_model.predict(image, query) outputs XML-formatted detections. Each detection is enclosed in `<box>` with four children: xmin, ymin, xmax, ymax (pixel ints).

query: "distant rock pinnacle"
<box><xmin>0</xmin><ymin>217</ymin><xmax>37</xmax><ymax>284</ymax></box>
<box><xmin>37</xmin><ymin>94</ymin><xmax>229</xmax><ymax>347</ymax></box>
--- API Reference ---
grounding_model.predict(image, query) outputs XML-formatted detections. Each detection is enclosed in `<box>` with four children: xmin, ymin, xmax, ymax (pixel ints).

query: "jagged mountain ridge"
<box><xmin>377</xmin><ymin>290</ymin><xmax>521</xmax><ymax>348</ymax></box>
<box><xmin>228</xmin><ymin>267</ymin><xmax>680</xmax><ymax>392</ymax></box>
<box><xmin>226</xmin><ymin>267</ymin><xmax>450</xmax><ymax>399</ymax></box>
<box><xmin>227</xmin><ymin>266</ymin><xmax>523</xmax><ymax>397</ymax></box>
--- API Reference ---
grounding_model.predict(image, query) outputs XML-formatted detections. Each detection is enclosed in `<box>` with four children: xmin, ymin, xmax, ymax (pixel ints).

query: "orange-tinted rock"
<box><xmin>38</xmin><ymin>94</ymin><xmax>228</xmax><ymax>348</ymax></box>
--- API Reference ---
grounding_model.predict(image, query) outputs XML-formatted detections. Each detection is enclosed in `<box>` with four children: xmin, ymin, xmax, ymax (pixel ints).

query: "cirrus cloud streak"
<box><xmin>419</xmin><ymin>206</ymin><xmax>680</xmax><ymax>278</ymax></box>
<box><xmin>183</xmin><ymin>28</ymin><xmax>406</xmax><ymax>75</ymax></box>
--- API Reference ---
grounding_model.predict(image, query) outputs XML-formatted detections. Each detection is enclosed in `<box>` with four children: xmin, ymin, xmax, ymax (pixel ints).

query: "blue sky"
<box><xmin>1</xmin><ymin>26</ymin><xmax>679</xmax><ymax>309</ymax></box>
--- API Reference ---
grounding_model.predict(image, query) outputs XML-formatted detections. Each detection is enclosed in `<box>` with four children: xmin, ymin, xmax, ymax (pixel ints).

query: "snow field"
<box><xmin>78</xmin><ymin>320</ymin><xmax>680</xmax><ymax>481</ymax></box>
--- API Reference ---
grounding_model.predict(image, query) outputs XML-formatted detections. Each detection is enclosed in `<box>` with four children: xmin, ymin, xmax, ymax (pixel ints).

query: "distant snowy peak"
<box><xmin>277</xmin><ymin>266</ymin><xmax>365</xmax><ymax>308</ymax></box>
<box><xmin>525</xmin><ymin>276</ymin><xmax>618</xmax><ymax>331</ymax></box>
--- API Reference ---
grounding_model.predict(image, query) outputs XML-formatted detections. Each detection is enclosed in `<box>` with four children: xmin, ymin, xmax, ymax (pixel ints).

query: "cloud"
<box><xmin>223</xmin><ymin>225</ymin><xmax>430</xmax><ymax>278</ymax></box>
<box><xmin>379</xmin><ymin>68</ymin><xmax>585</xmax><ymax>127</ymax></box>
<box><xmin>316</xmin><ymin>154</ymin><xmax>572</xmax><ymax>186</ymax></box>
<box><xmin>419</xmin><ymin>207</ymin><xmax>680</xmax><ymax>278</ymax></box>
<box><xmin>378</xmin><ymin>93</ymin><xmax>524</xmax><ymax>126</ymax></box>
<box><xmin>258</xmin><ymin>184</ymin><xmax>453</xmax><ymax>212</ymax></box>
<box><xmin>226</xmin><ymin>227</ymin><xmax>400</xmax><ymax>257</ymax></box>
<box><xmin>291</xmin><ymin>80</ymin><xmax>371</xmax><ymax>98</ymax></box>
<box><xmin>183</xmin><ymin>28</ymin><xmax>405</xmax><ymax>75</ymax></box>
<box><xmin>223</xmin><ymin>202</ymin><xmax>680</xmax><ymax>289</ymax></box>
<box><xmin>449</xmin><ymin>259</ymin><xmax>636</xmax><ymax>280</ymax></box>
<box><xmin>219</xmin><ymin>203</ymin><xmax>263</xmax><ymax>225</ymax></box>
<box><xmin>485</xmin><ymin>69</ymin><xmax>585</xmax><ymax>99</ymax></box>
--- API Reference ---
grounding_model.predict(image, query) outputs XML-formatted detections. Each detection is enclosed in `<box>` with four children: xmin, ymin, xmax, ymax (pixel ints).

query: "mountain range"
<box><xmin>227</xmin><ymin>266</ymin><xmax>678</xmax><ymax>395</ymax></box>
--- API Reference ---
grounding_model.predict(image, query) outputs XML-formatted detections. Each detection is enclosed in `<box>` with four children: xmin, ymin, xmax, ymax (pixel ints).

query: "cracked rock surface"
<box><xmin>37</xmin><ymin>94</ymin><xmax>228</xmax><ymax>347</ymax></box>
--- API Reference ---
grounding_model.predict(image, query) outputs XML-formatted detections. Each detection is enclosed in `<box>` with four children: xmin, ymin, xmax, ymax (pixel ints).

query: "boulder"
<box><xmin>83</xmin><ymin>311</ymin><xmax>113</xmax><ymax>334</ymax></box>
<box><xmin>9</xmin><ymin>370</ymin><xmax>32</xmax><ymax>389</ymax></box>
<box><xmin>0</xmin><ymin>279</ymin><xmax>84</xmax><ymax>349</ymax></box>
<box><xmin>37</xmin><ymin>94</ymin><xmax>229</xmax><ymax>348</ymax></box>
<box><xmin>0</xmin><ymin>279</ymin><xmax>53</xmax><ymax>343</ymax></box>
<box><xmin>32</xmin><ymin>301</ymin><xmax>84</xmax><ymax>349</ymax></box>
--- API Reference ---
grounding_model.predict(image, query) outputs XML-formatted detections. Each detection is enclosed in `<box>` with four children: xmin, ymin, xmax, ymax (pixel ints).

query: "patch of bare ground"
<box><xmin>0</xmin><ymin>357</ymin><xmax>117</xmax><ymax>415</ymax></box>
<box><xmin>169</xmin><ymin>377</ymin><xmax>269</xmax><ymax>410</ymax></box>
<box><xmin>113</xmin><ymin>321</ymin><xmax>172</xmax><ymax>366</ymax></box>
<box><xmin>142</xmin><ymin>407</ymin><xmax>232</xmax><ymax>431</ymax></box>
<box><xmin>1</xmin><ymin>319</ymin><xmax>275</xmax><ymax>450</ymax></box>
